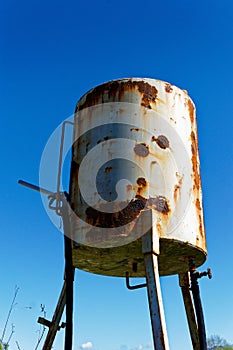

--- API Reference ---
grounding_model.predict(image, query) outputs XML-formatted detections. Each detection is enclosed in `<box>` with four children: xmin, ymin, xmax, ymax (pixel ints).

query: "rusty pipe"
<box><xmin>190</xmin><ymin>270</ymin><xmax>207</xmax><ymax>350</ymax></box>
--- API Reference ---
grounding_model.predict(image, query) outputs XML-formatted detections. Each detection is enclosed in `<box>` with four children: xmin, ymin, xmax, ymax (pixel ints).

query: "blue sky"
<box><xmin>1</xmin><ymin>0</ymin><xmax>233</xmax><ymax>349</ymax></box>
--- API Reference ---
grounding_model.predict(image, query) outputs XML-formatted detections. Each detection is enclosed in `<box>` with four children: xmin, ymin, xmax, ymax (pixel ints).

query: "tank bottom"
<box><xmin>72</xmin><ymin>237</ymin><xmax>207</xmax><ymax>277</ymax></box>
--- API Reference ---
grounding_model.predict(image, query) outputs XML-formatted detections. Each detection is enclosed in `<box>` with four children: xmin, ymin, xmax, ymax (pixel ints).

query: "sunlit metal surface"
<box><xmin>69</xmin><ymin>78</ymin><xmax>207</xmax><ymax>276</ymax></box>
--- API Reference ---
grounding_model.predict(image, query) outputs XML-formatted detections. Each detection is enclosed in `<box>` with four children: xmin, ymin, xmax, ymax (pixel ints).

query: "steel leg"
<box><xmin>179</xmin><ymin>273</ymin><xmax>199</xmax><ymax>350</ymax></box>
<box><xmin>61</xmin><ymin>193</ymin><xmax>74</xmax><ymax>350</ymax></box>
<box><xmin>142</xmin><ymin>214</ymin><xmax>169</xmax><ymax>350</ymax></box>
<box><xmin>64</xmin><ymin>235</ymin><xmax>74</xmax><ymax>350</ymax></box>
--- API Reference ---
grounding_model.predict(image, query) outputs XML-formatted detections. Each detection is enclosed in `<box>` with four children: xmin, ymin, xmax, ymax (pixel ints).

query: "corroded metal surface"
<box><xmin>69</xmin><ymin>78</ymin><xmax>207</xmax><ymax>277</ymax></box>
<box><xmin>76</xmin><ymin>80</ymin><xmax>159</xmax><ymax>111</ymax></box>
<box><xmin>72</xmin><ymin>238</ymin><xmax>206</xmax><ymax>277</ymax></box>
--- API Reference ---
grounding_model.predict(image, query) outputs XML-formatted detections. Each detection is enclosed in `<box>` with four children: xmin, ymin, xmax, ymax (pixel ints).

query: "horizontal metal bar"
<box><xmin>18</xmin><ymin>179</ymin><xmax>54</xmax><ymax>196</ymax></box>
<box><xmin>37</xmin><ymin>317</ymin><xmax>52</xmax><ymax>328</ymax></box>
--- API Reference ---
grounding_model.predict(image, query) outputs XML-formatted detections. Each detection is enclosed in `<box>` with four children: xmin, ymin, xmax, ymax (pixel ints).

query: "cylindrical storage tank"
<box><xmin>69</xmin><ymin>78</ymin><xmax>207</xmax><ymax>277</ymax></box>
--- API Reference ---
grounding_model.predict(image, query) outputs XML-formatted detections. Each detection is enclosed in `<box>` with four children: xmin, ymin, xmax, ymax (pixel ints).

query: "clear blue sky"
<box><xmin>1</xmin><ymin>0</ymin><xmax>233</xmax><ymax>349</ymax></box>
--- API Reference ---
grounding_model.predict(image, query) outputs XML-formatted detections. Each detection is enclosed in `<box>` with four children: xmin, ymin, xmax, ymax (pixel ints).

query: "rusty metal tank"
<box><xmin>69</xmin><ymin>78</ymin><xmax>207</xmax><ymax>277</ymax></box>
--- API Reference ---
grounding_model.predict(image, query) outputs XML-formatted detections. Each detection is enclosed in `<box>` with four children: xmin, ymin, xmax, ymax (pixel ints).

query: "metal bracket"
<box><xmin>125</xmin><ymin>272</ymin><xmax>147</xmax><ymax>290</ymax></box>
<box><xmin>38</xmin><ymin>317</ymin><xmax>66</xmax><ymax>331</ymax></box>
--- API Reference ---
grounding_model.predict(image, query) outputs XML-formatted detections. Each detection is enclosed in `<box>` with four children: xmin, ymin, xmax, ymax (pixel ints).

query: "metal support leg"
<box><xmin>142</xmin><ymin>212</ymin><xmax>169</xmax><ymax>350</ymax></box>
<box><xmin>64</xmin><ymin>235</ymin><xmax>74</xmax><ymax>350</ymax></box>
<box><xmin>189</xmin><ymin>262</ymin><xmax>211</xmax><ymax>350</ymax></box>
<box><xmin>179</xmin><ymin>273</ymin><xmax>199</xmax><ymax>350</ymax></box>
<box><xmin>61</xmin><ymin>194</ymin><xmax>74</xmax><ymax>350</ymax></box>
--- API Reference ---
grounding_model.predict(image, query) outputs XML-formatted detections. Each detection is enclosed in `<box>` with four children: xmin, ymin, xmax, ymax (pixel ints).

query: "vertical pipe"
<box><xmin>62</xmin><ymin>194</ymin><xmax>74</xmax><ymax>350</ymax></box>
<box><xmin>179</xmin><ymin>273</ymin><xmax>199</xmax><ymax>350</ymax></box>
<box><xmin>190</xmin><ymin>271</ymin><xmax>207</xmax><ymax>350</ymax></box>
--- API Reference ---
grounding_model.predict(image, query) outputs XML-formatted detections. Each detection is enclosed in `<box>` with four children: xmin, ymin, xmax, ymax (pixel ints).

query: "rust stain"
<box><xmin>105</xmin><ymin>166</ymin><xmax>112</xmax><ymax>173</ymax></box>
<box><xmin>151</xmin><ymin>135</ymin><xmax>156</xmax><ymax>142</ymax></box>
<box><xmin>136</xmin><ymin>177</ymin><xmax>148</xmax><ymax>197</ymax></box>
<box><xmin>147</xmin><ymin>196</ymin><xmax>170</xmax><ymax>215</ymax></box>
<box><xmin>152</xmin><ymin>135</ymin><xmax>169</xmax><ymax>149</ymax></box>
<box><xmin>165</xmin><ymin>83</ymin><xmax>173</xmax><ymax>93</ymax></box>
<box><xmin>196</xmin><ymin>198</ymin><xmax>201</xmax><ymax>211</ymax></box>
<box><xmin>190</xmin><ymin>131</ymin><xmax>200</xmax><ymax>191</ymax></box>
<box><xmin>156</xmin><ymin>222</ymin><xmax>162</xmax><ymax>236</ymax></box>
<box><xmin>136</xmin><ymin>81</ymin><xmax>158</xmax><ymax>109</ymax></box>
<box><xmin>137</xmin><ymin>177</ymin><xmax>147</xmax><ymax>187</ymax></box>
<box><xmin>69</xmin><ymin>161</ymin><xmax>80</xmax><ymax>210</ymax></box>
<box><xmin>187</xmin><ymin>98</ymin><xmax>195</xmax><ymax>124</ymax></box>
<box><xmin>174</xmin><ymin>184</ymin><xmax>180</xmax><ymax>203</ymax></box>
<box><xmin>85</xmin><ymin>193</ymin><xmax>170</xmax><ymax>232</ymax></box>
<box><xmin>76</xmin><ymin>79</ymin><xmax>158</xmax><ymax>111</ymax></box>
<box><xmin>85</xmin><ymin>197</ymin><xmax>147</xmax><ymax>229</ymax></box>
<box><xmin>130</xmin><ymin>127</ymin><xmax>140</xmax><ymax>132</ymax></box>
<box><xmin>174</xmin><ymin>175</ymin><xmax>183</xmax><ymax>203</ymax></box>
<box><xmin>199</xmin><ymin>214</ymin><xmax>204</xmax><ymax>237</ymax></box>
<box><xmin>134</xmin><ymin>142</ymin><xmax>149</xmax><ymax>157</ymax></box>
